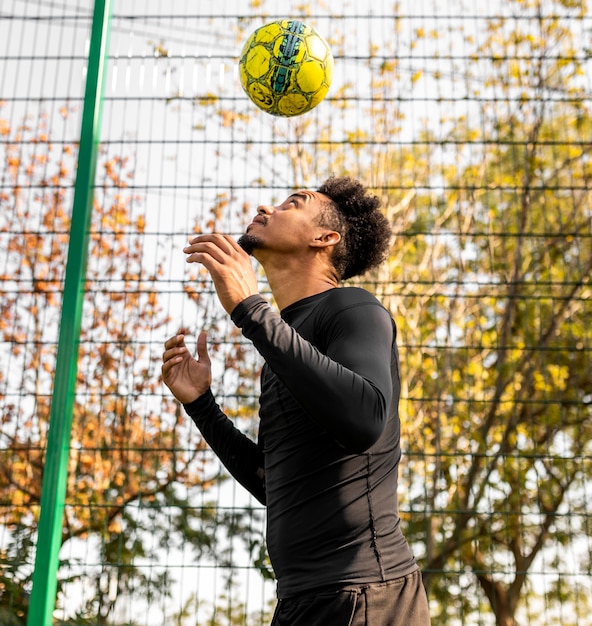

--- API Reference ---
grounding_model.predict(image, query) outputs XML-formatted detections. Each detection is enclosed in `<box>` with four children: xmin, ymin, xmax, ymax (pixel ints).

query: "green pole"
<box><xmin>27</xmin><ymin>1</ymin><xmax>112</xmax><ymax>624</ymax></box>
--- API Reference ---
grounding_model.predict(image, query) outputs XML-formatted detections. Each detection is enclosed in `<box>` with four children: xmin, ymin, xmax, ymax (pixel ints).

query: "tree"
<box><xmin>3</xmin><ymin>1</ymin><xmax>590</xmax><ymax>623</ymax></box>
<box><xmin>202</xmin><ymin>2</ymin><xmax>591</xmax><ymax>622</ymax></box>
<box><xmin>0</xmin><ymin>106</ymin><xmax>265</xmax><ymax>624</ymax></box>
<box><xmin>353</xmin><ymin>2</ymin><xmax>592</xmax><ymax>624</ymax></box>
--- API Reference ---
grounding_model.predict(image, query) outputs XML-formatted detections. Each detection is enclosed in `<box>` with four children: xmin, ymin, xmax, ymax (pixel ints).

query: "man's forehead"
<box><xmin>289</xmin><ymin>189</ymin><xmax>331</xmax><ymax>204</ymax></box>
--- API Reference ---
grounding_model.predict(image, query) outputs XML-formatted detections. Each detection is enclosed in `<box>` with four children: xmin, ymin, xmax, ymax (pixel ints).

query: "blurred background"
<box><xmin>0</xmin><ymin>1</ymin><xmax>591</xmax><ymax>624</ymax></box>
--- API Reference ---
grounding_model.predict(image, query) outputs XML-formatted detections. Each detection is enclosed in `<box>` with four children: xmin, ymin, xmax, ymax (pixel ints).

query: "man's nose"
<box><xmin>257</xmin><ymin>204</ymin><xmax>274</xmax><ymax>215</ymax></box>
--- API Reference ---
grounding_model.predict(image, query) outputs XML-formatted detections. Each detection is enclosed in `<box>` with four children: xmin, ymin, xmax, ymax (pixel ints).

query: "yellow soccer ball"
<box><xmin>238</xmin><ymin>20</ymin><xmax>334</xmax><ymax>117</ymax></box>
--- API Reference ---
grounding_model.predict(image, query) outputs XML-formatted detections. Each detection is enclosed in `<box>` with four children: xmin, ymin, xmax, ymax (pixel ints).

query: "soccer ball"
<box><xmin>238</xmin><ymin>19</ymin><xmax>334</xmax><ymax>117</ymax></box>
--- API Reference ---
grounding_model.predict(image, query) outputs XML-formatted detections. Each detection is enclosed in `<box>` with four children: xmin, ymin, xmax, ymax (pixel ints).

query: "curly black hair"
<box><xmin>316</xmin><ymin>176</ymin><xmax>391</xmax><ymax>280</ymax></box>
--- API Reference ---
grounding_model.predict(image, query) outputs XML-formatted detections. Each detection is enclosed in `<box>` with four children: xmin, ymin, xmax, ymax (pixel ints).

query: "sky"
<box><xmin>1</xmin><ymin>1</ymin><xmax>591</xmax><ymax>623</ymax></box>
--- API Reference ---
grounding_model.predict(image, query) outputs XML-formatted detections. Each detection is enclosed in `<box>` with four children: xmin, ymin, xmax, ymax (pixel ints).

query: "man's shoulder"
<box><xmin>293</xmin><ymin>288</ymin><xmax>390</xmax><ymax>331</ymax></box>
<box><xmin>325</xmin><ymin>286</ymin><xmax>385</xmax><ymax>309</ymax></box>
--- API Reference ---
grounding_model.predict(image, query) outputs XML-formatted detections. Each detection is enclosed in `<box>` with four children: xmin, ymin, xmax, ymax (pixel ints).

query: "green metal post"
<box><xmin>27</xmin><ymin>1</ymin><xmax>112</xmax><ymax>624</ymax></box>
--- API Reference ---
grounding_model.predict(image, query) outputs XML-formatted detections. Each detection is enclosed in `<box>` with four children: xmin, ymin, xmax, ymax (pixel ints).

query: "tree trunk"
<box><xmin>477</xmin><ymin>574</ymin><xmax>518</xmax><ymax>626</ymax></box>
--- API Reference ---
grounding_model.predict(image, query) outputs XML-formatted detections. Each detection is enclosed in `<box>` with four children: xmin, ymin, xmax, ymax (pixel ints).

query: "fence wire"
<box><xmin>0</xmin><ymin>1</ymin><xmax>591</xmax><ymax>625</ymax></box>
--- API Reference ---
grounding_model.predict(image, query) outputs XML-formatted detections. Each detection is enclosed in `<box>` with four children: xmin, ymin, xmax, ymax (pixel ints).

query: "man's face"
<box><xmin>238</xmin><ymin>190</ymin><xmax>331</xmax><ymax>257</ymax></box>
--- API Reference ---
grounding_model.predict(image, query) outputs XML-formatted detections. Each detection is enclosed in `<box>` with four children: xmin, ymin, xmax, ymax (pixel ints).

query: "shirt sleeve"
<box><xmin>184</xmin><ymin>390</ymin><xmax>266</xmax><ymax>504</ymax></box>
<box><xmin>231</xmin><ymin>293</ymin><xmax>395</xmax><ymax>452</ymax></box>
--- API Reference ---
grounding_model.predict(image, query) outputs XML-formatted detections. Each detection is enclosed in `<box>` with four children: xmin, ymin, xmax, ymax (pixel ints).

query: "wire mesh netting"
<box><xmin>0</xmin><ymin>1</ymin><xmax>591</xmax><ymax>624</ymax></box>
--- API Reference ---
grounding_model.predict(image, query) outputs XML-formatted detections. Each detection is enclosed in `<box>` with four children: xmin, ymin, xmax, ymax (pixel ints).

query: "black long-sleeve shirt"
<box><xmin>184</xmin><ymin>287</ymin><xmax>417</xmax><ymax>598</ymax></box>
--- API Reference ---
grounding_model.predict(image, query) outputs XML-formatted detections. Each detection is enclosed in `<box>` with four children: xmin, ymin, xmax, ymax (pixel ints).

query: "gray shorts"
<box><xmin>270</xmin><ymin>569</ymin><xmax>431</xmax><ymax>626</ymax></box>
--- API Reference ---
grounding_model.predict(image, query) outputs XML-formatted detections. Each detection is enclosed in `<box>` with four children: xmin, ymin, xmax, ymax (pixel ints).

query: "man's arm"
<box><xmin>162</xmin><ymin>331</ymin><xmax>266</xmax><ymax>504</ymax></box>
<box><xmin>184</xmin><ymin>391</ymin><xmax>266</xmax><ymax>504</ymax></box>
<box><xmin>231</xmin><ymin>293</ymin><xmax>395</xmax><ymax>453</ymax></box>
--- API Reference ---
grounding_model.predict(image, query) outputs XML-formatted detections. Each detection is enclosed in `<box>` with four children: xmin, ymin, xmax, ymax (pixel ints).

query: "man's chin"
<box><xmin>237</xmin><ymin>234</ymin><xmax>263</xmax><ymax>255</ymax></box>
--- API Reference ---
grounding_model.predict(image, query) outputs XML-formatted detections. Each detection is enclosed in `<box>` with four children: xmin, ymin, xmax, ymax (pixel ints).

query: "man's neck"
<box><xmin>265</xmin><ymin>267</ymin><xmax>338</xmax><ymax>311</ymax></box>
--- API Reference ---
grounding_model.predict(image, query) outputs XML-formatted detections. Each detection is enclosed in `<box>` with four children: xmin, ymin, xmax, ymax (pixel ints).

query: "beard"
<box><xmin>237</xmin><ymin>233</ymin><xmax>264</xmax><ymax>255</ymax></box>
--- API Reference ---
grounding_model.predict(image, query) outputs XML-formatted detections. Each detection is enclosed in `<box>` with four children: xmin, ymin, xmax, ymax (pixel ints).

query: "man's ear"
<box><xmin>310</xmin><ymin>230</ymin><xmax>341</xmax><ymax>249</ymax></box>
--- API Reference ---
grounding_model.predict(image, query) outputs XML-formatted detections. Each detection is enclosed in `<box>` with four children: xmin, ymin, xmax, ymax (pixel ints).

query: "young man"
<box><xmin>162</xmin><ymin>176</ymin><xmax>431</xmax><ymax>625</ymax></box>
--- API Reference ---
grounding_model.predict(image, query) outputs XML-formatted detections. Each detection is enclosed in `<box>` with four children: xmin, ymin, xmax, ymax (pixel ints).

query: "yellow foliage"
<box><xmin>113</xmin><ymin>471</ymin><xmax>126</xmax><ymax>487</ymax></box>
<box><xmin>108</xmin><ymin>520</ymin><xmax>122</xmax><ymax>533</ymax></box>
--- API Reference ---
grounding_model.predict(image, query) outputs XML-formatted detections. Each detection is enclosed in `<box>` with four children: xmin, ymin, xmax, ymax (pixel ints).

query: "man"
<box><xmin>162</xmin><ymin>176</ymin><xmax>431</xmax><ymax>625</ymax></box>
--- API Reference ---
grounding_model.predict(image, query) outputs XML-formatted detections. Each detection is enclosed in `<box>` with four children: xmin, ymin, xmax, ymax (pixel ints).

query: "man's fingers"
<box><xmin>184</xmin><ymin>243</ymin><xmax>224</xmax><ymax>266</ymax></box>
<box><xmin>184</xmin><ymin>234</ymin><xmax>246</xmax><ymax>262</ymax></box>
<box><xmin>162</xmin><ymin>347</ymin><xmax>186</xmax><ymax>369</ymax></box>
<box><xmin>187</xmin><ymin>233</ymin><xmax>234</xmax><ymax>247</ymax></box>
<box><xmin>163</xmin><ymin>332</ymin><xmax>209</xmax><ymax>366</ymax></box>
<box><xmin>196</xmin><ymin>331</ymin><xmax>210</xmax><ymax>362</ymax></box>
<box><xmin>164</xmin><ymin>333</ymin><xmax>186</xmax><ymax>351</ymax></box>
<box><xmin>163</xmin><ymin>334</ymin><xmax>190</xmax><ymax>367</ymax></box>
<box><xmin>161</xmin><ymin>357</ymin><xmax>181</xmax><ymax>376</ymax></box>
